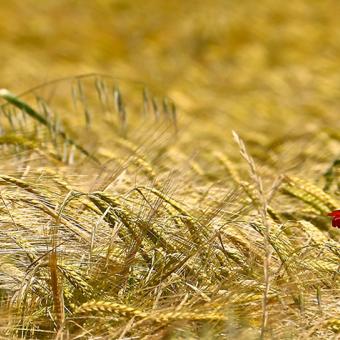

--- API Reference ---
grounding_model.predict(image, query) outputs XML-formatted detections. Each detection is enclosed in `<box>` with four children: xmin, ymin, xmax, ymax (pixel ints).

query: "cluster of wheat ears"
<box><xmin>0</xmin><ymin>74</ymin><xmax>338</xmax><ymax>339</ymax></box>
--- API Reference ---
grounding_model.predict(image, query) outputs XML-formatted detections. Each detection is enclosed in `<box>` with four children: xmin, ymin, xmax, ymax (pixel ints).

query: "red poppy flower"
<box><xmin>327</xmin><ymin>210</ymin><xmax>340</xmax><ymax>228</ymax></box>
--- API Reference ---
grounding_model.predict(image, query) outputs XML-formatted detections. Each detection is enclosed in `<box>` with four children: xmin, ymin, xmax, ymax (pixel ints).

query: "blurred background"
<box><xmin>0</xmin><ymin>0</ymin><xmax>339</xmax><ymax>134</ymax></box>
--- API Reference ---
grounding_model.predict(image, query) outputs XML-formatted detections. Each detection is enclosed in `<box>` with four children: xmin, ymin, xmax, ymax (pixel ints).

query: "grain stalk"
<box><xmin>232</xmin><ymin>131</ymin><xmax>272</xmax><ymax>338</ymax></box>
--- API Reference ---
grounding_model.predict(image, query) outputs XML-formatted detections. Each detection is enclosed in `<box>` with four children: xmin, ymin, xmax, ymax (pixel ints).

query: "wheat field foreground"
<box><xmin>0</xmin><ymin>1</ymin><xmax>339</xmax><ymax>340</ymax></box>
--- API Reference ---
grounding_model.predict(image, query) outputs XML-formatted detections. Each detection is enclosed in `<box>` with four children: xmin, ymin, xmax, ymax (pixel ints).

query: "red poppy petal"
<box><xmin>332</xmin><ymin>216</ymin><xmax>340</xmax><ymax>228</ymax></box>
<box><xmin>328</xmin><ymin>210</ymin><xmax>340</xmax><ymax>217</ymax></box>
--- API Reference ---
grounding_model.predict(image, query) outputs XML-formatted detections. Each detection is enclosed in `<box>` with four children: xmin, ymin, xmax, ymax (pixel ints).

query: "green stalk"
<box><xmin>0</xmin><ymin>89</ymin><xmax>99</xmax><ymax>164</ymax></box>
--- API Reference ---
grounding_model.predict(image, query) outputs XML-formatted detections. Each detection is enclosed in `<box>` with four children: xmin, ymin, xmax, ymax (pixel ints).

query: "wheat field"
<box><xmin>0</xmin><ymin>1</ymin><xmax>339</xmax><ymax>339</ymax></box>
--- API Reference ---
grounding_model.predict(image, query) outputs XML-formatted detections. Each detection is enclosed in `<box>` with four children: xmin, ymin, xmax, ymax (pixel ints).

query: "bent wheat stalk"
<box><xmin>0</xmin><ymin>89</ymin><xmax>99</xmax><ymax>164</ymax></box>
